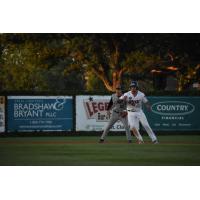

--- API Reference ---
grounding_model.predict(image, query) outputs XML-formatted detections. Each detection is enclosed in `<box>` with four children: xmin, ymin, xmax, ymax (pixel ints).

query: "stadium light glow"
<box><xmin>167</xmin><ymin>66</ymin><xmax>178</xmax><ymax>71</ymax></box>
<box><xmin>151</xmin><ymin>69</ymin><xmax>162</xmax><ymax>73</ymax></box>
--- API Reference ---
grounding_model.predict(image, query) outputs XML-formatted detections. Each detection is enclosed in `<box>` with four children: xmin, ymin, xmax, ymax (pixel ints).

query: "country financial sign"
<box><xmin>151</xmin><ymin>101</ymin><xmax>195</xmax><ymax>116</ymax></box>
<box><xmin>144</xmin><ymin>97</ymin><xmax>200</xmax><ymax>131</ymax></box>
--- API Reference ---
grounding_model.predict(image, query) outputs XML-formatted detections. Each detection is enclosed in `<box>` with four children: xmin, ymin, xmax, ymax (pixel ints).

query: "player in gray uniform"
<box><xmin>99</xmin><ymin>86</ymin><xmax>132</xmax><ymax>143</ymax></box>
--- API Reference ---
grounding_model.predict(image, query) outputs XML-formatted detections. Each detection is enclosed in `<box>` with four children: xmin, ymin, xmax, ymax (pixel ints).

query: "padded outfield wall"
<box><xmin>143</xmin><ymin>96</ymin><xmax>200</xmax><ymax>131</ymax></box>
<box><xmin>76</xmin><ymin>95</ymin><xmax>125</xmax><ymax>131</ymax></box>
<box><xmin>0</xmin><ymin>96</ymin><xmax>5</xmax><ymax>133</ymax></box>
<box><xmin>0</xmin><ymin>95</ymin><xmax>200</xmax><ymax>133</ymax></box>
<box><xmin>76</xmin><ymin>95</ymin><xmax>200</xmax><ymax>132</ymax></box>
<box><xmin>7</xmin><ymin>96</ymin><xmax>73</xmax><ymax>132</ymax></box>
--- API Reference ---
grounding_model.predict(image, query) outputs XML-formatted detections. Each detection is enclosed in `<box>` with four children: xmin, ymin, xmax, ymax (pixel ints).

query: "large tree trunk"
<box><xmin>93</xmin><ymin>67</ymin><xmax>124</xmax><ymax>92</ymax></box>
<box><xmin>112</xmin><ymin>70</ymin><xmax>123</xmax><ymax>91</ymax></box>
<box><xmin>92</xmin><ymin>68</ymin><xmax>113</xmax><ymax>92</ymax></box>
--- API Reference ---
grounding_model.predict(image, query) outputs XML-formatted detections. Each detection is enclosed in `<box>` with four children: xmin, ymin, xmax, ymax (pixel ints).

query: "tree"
<box><xmin>64</xmin><ymin>34</ymin><xmax>161</xmax><ymax>92</ymax></box>
<box><xmin>1</xmin><ymin>33</ymin><xmax>200</xmax><ymax>93</ymax></box>
<box><xmin>0</xmin><ymin>34</ymin><xmax>85</xmax><ymax>92</ymax></box>
<box><xmin>0</xmin><ymin>39</ymin><xmax>48</xmax><ymax>91</ymax></box>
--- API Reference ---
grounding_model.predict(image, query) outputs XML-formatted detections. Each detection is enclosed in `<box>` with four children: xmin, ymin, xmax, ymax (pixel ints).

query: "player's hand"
<box><xmin>107</xmin><ymin>110</ymin><xmax>111</xmax><ymax>116</ymax></box>
<box><xmin>146</xmin><ymin>104</ymin><xmax>152</xmax><ymax>112</ymax></box>
<box><xmin>123</xmin><ymin>96</ymin><xmax>127</xmax><ymax>100</ymax></box>
<box><xmin>120</xmin><ymin>111</ymin><xmax>128</xmax><ymax>118</ymax></box>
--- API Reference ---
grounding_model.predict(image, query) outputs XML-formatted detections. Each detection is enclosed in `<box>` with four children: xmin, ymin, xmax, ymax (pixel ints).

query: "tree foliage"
<box><xmin>0</xmin><ymin>33</ymin><xmax>199</xmax><ymax>93</ymax></box>
<box><xmin>0</xmin><ymin>34</ymin><xmax>84</xmax><ymax>92</ymax></box>
<box><xmin>65</xmin><ymin>34</ymin><xmax>162</xmax><ymax>92</ymax></box>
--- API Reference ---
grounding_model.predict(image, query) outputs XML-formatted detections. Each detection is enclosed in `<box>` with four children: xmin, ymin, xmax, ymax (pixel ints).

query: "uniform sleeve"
<box><xmin>119</xmin><ymin>92</ymin><xmax>128</xmax><ymax>100</ymax></box>
<box><xmin>142</xmin><ymin>94</ymin><xmax>148</xmax><ymax>103</ymax></box>
<box><xmin>106</xmin><ymin>97</ymin><xmax>113</xmax><ymax>110</ymax></box>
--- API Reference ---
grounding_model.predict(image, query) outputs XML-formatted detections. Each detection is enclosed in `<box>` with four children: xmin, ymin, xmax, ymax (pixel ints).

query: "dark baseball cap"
<box><xmin>130</xmin><ymin>81</ymin><xmax>138</xmax><ymax>88</ymax></box>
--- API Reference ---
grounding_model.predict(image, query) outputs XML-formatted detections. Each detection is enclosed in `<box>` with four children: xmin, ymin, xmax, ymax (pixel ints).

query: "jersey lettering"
<box><xmin>122</xmin><ymin>91</ymin><xmax>147</xmax><ymax>112</ymax></box>
<box><xmin>128</xmin><ymin>100</ymin><xmax>140</xmax><ymax>106</ymax></box>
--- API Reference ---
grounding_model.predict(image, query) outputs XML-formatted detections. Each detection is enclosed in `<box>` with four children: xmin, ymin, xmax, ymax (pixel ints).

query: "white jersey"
<box><xmin>121</xmin><ymin>90</ymin><xmax>148</xmax><ymax>112</ymax></box>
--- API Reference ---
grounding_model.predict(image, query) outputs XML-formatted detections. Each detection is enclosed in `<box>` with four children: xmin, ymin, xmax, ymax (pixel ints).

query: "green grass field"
<box><xmin>0</xmin><ymin>135</ymin><xmax>200</xmax><ymax>166</ymax></box>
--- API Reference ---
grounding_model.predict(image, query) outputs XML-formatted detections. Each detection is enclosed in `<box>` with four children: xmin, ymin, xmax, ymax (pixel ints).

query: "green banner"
<box><xmin>143</xmin><ymin>97</ymin><xmax>200</xmax><ymax>131</ymax></box>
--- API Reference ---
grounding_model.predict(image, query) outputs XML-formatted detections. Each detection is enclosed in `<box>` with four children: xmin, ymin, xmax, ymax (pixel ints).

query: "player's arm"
<box><xmin>144</xmin><ymin>101</ymin><xmax>152</xmax><ymax>111</ymax></box>
<box><xmin>143</xmin><ymin>95</ymin><xmax>151</xmax><ymax>111</ymax></box>
<box><xmin>107</xmin><ymin>98</ymin><xmax>113</xmax><ymax>111</ymax></box>
<box><xmin>119</xmin><ymin>93</ymin><xmax>128</xmax><ymax>101</ymax></box>
<box><xmin>106</xmin><ymin>97</ymin><xmax>113</xmax><ymax>115</ymax></box>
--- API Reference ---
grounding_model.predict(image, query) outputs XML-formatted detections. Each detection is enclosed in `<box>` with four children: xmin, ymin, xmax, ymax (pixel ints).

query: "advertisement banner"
<box><xmin>7</xmin><ymin>96</ymin><xmax>73</xmax><ymax>132</ymax></box>
<box><xmin>144</xmin><ymin>96</ymin><xmax>200</xmax><ymax>131</ymax></box>
<box><xmin>76</xmin><ymin>95</ymin><xmax>125</xmax><ymax>131</ymax></box>
<box><xmin>0</xmin><ymin>96</ymin><xmax>5</xmax><ymax>133</ymax></box>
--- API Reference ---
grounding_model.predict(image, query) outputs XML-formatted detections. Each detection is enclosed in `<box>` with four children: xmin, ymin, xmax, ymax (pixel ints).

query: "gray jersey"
<box><xmin>111</xmin><ymin>93</ymin><xmax>126</xmax><ymax>113</ymax></box>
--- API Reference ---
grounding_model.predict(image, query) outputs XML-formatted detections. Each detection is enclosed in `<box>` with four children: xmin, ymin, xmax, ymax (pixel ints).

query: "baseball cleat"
<box><xmin>137</xmin><ymin>140</ymin><xmax>144</xmax><ymax>144</ymax></box>
<box><xmin>152</xmin><ymin>140</ymin><xmax>159</xmax><ymax>144</ymax></box>
<box><xmin>128</xmin><ymin>140</ymin><xmax>132</xmax><ymax>143</ymax></box>
<box><xmin>99</xmin><ymin>139</ymin><xmax>104</xmax><ymax>143</ymax></box>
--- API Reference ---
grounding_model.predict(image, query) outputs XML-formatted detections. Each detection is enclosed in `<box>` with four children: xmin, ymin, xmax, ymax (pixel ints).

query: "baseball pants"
<box><xmin>128</xmin><ymin>110</ymin><xmax>157</xmax><ymax>142</ymax></box>
<box><xmin>101</xmin><ymin>111</ymin><xmax>132</xmax><ymax>141</ymax></box>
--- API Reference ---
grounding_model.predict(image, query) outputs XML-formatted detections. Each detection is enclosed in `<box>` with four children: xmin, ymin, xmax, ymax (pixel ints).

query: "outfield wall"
<box><xmin>7</xmin><ymin>96</ymin><xmax>73</xmax><ymax>132</ymax></box>
<box><xmin>144</xmin><ymin>96</ymin><xmax>200</xmax><ymax>131</ymax></box>
<box><xmin>76</xmin><ymin>95</ymin><xmax>200</xmax><ymax>132</ymax></box>
<box><xmin>1</xmin><ymin>95</ymin><xmax>200</xmax><ymax>133</ymax></box>
<box><xmin>0</xmin><ymin>96</ymin><xmax>5</xmax><ymax>133</ymax></box>
<box><xmin>76</xmin><ymin>95</ymin><xmax>124</xmax><ymax>131</ymax></box>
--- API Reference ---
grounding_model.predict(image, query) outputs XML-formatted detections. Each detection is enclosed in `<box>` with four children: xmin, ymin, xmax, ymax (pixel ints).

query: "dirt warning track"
<box><xmin>0</xmin><ymin>141</ymin><xmax>200</xmax><ymax>145</ymax></box>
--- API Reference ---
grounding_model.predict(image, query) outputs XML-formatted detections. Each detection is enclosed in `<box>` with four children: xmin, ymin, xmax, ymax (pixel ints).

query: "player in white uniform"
<box><xmin>121</xmin><ymin>81</ymin><xmax>159</xmax><ymax>144</ymax></box>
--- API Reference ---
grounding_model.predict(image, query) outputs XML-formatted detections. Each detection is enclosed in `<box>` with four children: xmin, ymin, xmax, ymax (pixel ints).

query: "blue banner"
<box><xmin>143</xmin><ymin>96</ymin><xmax>200</xmax><ymax>131</ymax></box>
<box><xmin>7</xmin><ymin>96</ymin><xmax>73</xmax><ymax>132</ymax></box>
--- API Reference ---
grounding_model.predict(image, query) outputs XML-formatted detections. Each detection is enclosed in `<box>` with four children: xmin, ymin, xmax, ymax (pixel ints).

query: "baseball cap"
<box><xmin>130</xmin><ymin>81</ymin><xmax>138</xmax><ymax>88</ymax></box>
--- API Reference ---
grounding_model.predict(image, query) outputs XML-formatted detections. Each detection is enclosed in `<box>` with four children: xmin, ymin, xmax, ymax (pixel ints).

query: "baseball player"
<box><xmin>99</xmin><ymin>86</ymin><xmax>132</xmax><ymax>143</ymax></box>
<box><xmin>120</xmin><ymin>81</ymin><xmax>159</xmax><ymax>144</ymax></box>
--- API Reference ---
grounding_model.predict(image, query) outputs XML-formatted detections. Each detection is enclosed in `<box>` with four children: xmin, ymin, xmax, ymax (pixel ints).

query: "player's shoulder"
<box><xmin>138</xmin><ymin>90</ymin><xmax>145</xmax><ymax>97</ymax></box>
<box><xmin>123</xmin><ymin>91</ymin><xmax>131</xmax><ymax>96</ymax></box>
<box><xmin>111</xmin><ymin>93</ymin><xmax>116</xmax><ymax>98</ymax></box>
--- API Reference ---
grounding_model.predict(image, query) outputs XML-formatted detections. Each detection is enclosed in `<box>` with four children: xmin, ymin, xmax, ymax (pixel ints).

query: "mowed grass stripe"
<box><xmin>0</xmin><ymin>135</ymin><xmax>200</xmax><ymax>166</ymax></box>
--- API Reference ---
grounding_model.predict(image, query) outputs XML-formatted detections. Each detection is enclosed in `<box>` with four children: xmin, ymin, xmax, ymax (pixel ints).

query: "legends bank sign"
<box><xmin>76</xmin><ymin>95</ymin><xmax>126</xmax><ymax>131</ymax></box>
<box><xmin>144</xmin><ymin>97</ymin><xmax>200</xmax><ymax>131</ymax></box>
<box><xmin>151</xmin><ymin>101</ymin><xmax>195</xmax><ymax>116</ymax></box>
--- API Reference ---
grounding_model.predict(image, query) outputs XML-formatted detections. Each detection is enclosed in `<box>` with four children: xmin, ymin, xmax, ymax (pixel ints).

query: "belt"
<box><xmin>128</xmin><ymin>110</ymin><xmax>136</xmax><ymax>112</ymax></box>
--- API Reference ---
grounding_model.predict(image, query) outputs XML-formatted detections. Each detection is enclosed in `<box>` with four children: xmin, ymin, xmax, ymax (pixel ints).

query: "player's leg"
<box><xmin>99</xmin><ymin>112</ymin><xmax>118</xmax><ymax>142</ymax></box>
<box><xmin>128</xmin><ymin>112</ymin><xmax>144</xmax><ymax>143</ymax></box>
<box><xmin>120</xmin><ymin>116</ymin><xmax>132</xmax><ymax>142</ymax></box>
<box><xmin>139</xmin><ymin>111</ymin><xmax>158</xmax><ymax>143</ymax></box>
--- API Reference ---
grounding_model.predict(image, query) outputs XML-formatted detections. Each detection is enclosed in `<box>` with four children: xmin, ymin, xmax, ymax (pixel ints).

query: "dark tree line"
<box><xmin>0</xmin><ymin>33</ymin><xmax>200</xmax><ymax>92</ymax></box>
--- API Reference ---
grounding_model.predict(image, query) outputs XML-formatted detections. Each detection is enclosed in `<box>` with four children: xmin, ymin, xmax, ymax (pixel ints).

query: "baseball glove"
<box><xmin>120</xmin><ymin>111</ymin><xmax>128</xmax><ymax>118</ymax></box>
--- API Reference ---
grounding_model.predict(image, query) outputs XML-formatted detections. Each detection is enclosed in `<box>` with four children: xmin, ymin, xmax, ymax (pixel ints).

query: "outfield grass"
<box><xmin>0</xmin><ymin>135</ymin><xmax>200</xmax><ymax>166</ymax></box>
